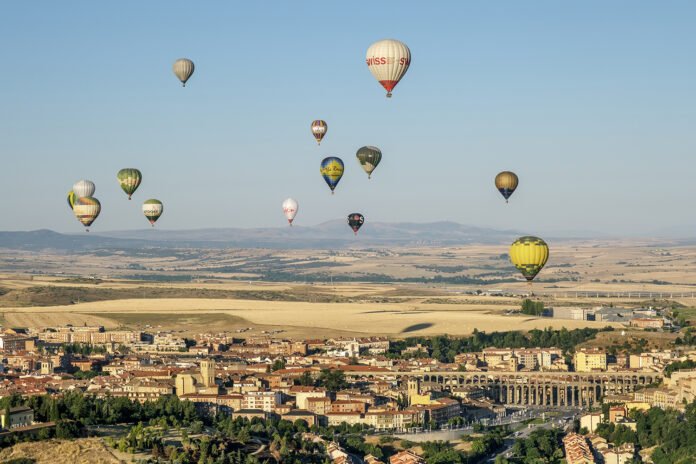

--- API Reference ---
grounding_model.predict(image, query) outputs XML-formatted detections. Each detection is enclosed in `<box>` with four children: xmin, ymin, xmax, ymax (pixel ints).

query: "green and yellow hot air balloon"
<box><xmin>510</xmin><ymin>236</ymin><xmax>549</xmax><ymax>284</ymax></box>
<box><xmin>67</xmin><ymin>190</ymin><xmax>76</xmax><ymax>210</ymax></box>
<box><xmin>117</xmin><ymin>168</ymin><xmax>142</xmax><ymax>200</ymax></box>
<box><xmin>142</xmin><ymin>199</ymin><xmax>163</xmax><ymax>227</ymax></box>
<box><xmin>356</xmin><ymin>146</ymin><xmax>382</xmax><ymax>179</ymax></box>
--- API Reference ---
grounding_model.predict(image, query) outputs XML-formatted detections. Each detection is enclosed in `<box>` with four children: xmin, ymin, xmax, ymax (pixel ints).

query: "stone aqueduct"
<box><xmin>345</xmin><ymin>371</ymin><xmax>661</xmax><ymax>407</ymax></box>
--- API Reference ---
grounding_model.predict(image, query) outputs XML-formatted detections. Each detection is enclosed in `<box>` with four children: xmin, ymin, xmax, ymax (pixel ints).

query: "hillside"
<box><xmin>0</xmin><ymin>221</ymin><xmax>519</xmax><ymax>251</ymax></box>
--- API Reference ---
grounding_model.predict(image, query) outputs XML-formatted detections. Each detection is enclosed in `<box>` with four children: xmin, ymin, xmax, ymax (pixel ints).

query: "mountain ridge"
<box><xmin>0</xmin><ymin>221</ymin><xmax>520</xmax><ymax>251</ymax></box>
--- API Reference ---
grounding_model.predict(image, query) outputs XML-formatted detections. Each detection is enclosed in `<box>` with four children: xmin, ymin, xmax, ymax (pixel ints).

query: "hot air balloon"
<box><xmin>311</xmin><ymin>120</ymin><xmax>327</xmax><ymax>145</ymax></box>
<box><xmin>356</xmin><ymin>146</ymin><xmax>382</xmax><ymax>179</ymax></box>
<box><xmin>173</xmin><ymin>58</ymin><xmax>194</xmax><ymax>87</ymax></box>
<box><xmin>510</xmin><ymin>236</ymin><xmax>549</xmax><ymax>285</ymax></box>
<box><xmin>282</xmin><ymin>198</ymin><xmax>298</xmax><ymax>226</ymax></box>
<box><xmin>117</xmin><ymin>168</ymin><xmax>142</xmax><ymax>200</ymax></box>
<box><xmin>347</xmin><ymin>213</ymin><xmax>364</xmax><ymax>235</ymax></box>
<box><xmin>320</xmin><ymin>157</ymin><xmax>344</xmax><ymax>194</ymax></box>
<box><xmin>67</xmin><ymin>190</ymin><xmax>76</xmax><ymax>210</ymax></box>
<box><xmin>73</xmin><ymin>180</ymin><xmax>95</xmax><ymax>199</ymax></box>
<box><xmin>495</xmin><ymin>171</ymin><xmax>519</xmax><ymax>203</ymax></box>
<box><xmin>142</xmin><ymin>199</ymin><xmax>163</xmax><ymax>227</ymax></box>
<box><xmin>73</xmin><ymin>196</ymin><xmax>101</xmax><ymax>232</ymax></box>
<box><xmin>366</xmin><ymin>39</ymin><xmax>411</xmax><ymax>98</ymax></box>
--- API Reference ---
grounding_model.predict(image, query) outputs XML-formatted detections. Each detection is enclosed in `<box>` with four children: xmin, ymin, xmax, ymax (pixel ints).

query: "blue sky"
<box><xmin>1</xmin><ymin>2</ymin><xmax>695</xmax><ymax>236</ymax></box>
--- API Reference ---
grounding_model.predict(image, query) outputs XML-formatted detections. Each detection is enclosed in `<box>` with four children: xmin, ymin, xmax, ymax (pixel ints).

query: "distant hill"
<box><xmin>0</xmin><ymin>221</ymin><xmax>520</xmax><ymax>251</ymax></box>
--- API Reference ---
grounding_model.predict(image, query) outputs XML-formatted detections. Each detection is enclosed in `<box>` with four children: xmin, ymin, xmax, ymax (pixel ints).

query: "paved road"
<box><xmin>486</xmin><ymin>411</ymin><xmax>579</xmax><ymax>463</ymax></box>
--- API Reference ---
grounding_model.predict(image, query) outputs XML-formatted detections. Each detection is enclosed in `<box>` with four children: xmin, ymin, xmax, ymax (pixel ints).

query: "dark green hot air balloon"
<box><xmin>117</xmin><ymin>168</ymin><xmax>142</xmax><ymax>200</ymax></box>
<box><xmin>356</xmin><ymin>146</ymin><xmax>382</xmax><ymax>179</ymax></box>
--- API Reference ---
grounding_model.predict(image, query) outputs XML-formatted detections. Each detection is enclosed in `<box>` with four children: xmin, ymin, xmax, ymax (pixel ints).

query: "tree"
<box><xmin>271</xmin><ymin>359</ymin><xmax>286</xmax><ymax>372</ymax></box>
<box><xmin>316</xmin><ymin>369</ymin><xmax>348</xmax><ymax>392</ymax></box>
<box><xmin>521</xmin><ymin>299</ymin><xmax>545</xmax><ymax>316</ymax></box>
<box><xmin>296</xmin><ymin>371</ymin><xmax>314</xmax><ymax>386</ymax></box>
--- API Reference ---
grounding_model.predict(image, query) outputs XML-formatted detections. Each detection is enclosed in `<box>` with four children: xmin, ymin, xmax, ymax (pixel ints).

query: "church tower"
<box><xmin>407</xmin><ymin>378</ymin><xmax>420</xmax><ymax>405</ymax></box>
<box><xmin>200</xmin><ymin>359</ymin><xmax>215</xmax><ymax>387</ymax></box>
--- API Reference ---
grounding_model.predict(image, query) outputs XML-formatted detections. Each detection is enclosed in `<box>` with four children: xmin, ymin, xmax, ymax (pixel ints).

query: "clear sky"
<box><xmin>1</xmin><ymin>2</ymin><xmax>695</xmax><ymax>236</ymax></box>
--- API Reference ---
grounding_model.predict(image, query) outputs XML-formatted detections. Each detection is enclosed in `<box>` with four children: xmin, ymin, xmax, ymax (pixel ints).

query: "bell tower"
<box><xmin>200</xmin><ymin>359</ymin><xmax>215</xmax><ymax>387</ymax></box>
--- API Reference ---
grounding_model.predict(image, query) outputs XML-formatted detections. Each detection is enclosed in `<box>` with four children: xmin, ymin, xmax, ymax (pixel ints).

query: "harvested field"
<box><xmin>2</xmin><ymin>311</ymin><xmax>118</xmax><ymax>329</ymax></box>
<box><xmin>2</xmin><ymin>297</ymin><xmax>621</xmax><ymax>338</ymax></box>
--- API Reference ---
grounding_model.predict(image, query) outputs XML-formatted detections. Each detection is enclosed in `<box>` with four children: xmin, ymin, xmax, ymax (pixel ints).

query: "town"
<box><xmin>0</xmin><ymin>302</ymin><xmax>693</xmax><ymax>463</ymax></box>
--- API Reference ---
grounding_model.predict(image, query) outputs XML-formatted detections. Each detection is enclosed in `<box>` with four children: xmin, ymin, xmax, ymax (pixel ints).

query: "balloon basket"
<box><xmin>386</xmin><ymin>93</ymin><xmax>392</xmax><ymax>98</ymax></box>
<box><xmin>331</xmin><ymin>191</ymin><xmax>334</xmax><ymax>195</ymax></box>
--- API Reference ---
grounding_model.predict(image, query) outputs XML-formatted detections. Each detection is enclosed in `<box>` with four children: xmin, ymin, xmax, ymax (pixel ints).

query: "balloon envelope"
<box><xmin>495</xmin><ymin>171</ymin><xmax>519</xmax><ymax>202</ymax></box>
<box><xmin>117</xmin><ymin>168</ymin><xmax>142</xmax><ymax>199</ymax></box>
<box><xmin>347</xmin><ymin>213</ymin><xmax>365</xmax><ymax>235</ymax></box>
<box><xmin>143</xmin><ymin>199</ymin><xmax>163</xmax><ymax>226</ymax></box>
<box><xmin>73</xmin><ymin>196</ymin><xmax>101</xmax><ymax>230</ymax></box>
<box><xmin>282</xmin><ymin>198</ymin><xmax>298</xmax><ymax>225</ymax></box>
<box><xmin>356</xmin><ymin>146</ymin><xmax>382</xmax><ymax>179</ymax></box>
<box><xmin>510</xmin><ymin>236</ymin><xmax>549</xmax><ymax>282</ymax></box>
<box><xmin>311</xmin><ymin>120</ymin><xmax>327</xmax><ymax>145</ymax></box>
<box><xmin>67</xmin><ymin>190</ymin><xmax>76</xmax><ymax>210</ymax></box>
<box><xmin>366</xmin><ymin>39</ymin><xmax>411</xmax><ymax>97</ymax></box>
<box><xmin>73</xmin><ymin>180</ymin><xmax>95</xmax><ymax>199</ymax></box>
<box><xmin>173</xmin><ymin>58</ymin><xmax>194</xmax><ymax>86</ymax></box>
<box><xmin>320</xmin><ymin>157</ymin><xmax>344</xmax><ymax>194</ymax></box>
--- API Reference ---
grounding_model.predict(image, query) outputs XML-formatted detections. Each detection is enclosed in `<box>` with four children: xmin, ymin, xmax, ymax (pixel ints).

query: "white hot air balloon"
<box><xmin>73</xmin><ymin>180</ymin><xmax>95</xmax><ymax>199</ymax></box>
<box><xmin>173</xmin><ymin>58</ymin><xmax>195</xmax><ymax>87</ymax></box>
<box><xmin>365</xmin><ymin>39</ymin><xmax>411</xmax><ymax>98</ymax></box>
<box><xmin>282</xmin><ymin>198</ymin><xmax>298</xmax><ymax>226</ymax></box>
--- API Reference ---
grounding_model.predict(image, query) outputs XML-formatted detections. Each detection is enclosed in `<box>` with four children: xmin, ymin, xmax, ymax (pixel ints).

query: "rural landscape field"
<box><xmin>1</xmin><ymin>239</ymin><xmax>695</xmax><ymax>337</ymax></box>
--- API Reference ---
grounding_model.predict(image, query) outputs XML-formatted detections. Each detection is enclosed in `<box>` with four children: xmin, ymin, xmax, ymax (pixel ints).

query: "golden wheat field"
<box><xmin>1</xmin><ymin>241</ymin><xmax>695</xmax><ymax>337</ymax></box>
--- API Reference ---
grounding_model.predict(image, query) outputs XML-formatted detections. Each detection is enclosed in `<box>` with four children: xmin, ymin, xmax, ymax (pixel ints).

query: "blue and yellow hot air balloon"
<box><xmin>510</xmin><ymin>236</ymin><xmax>549</xmax><ymax>284</ymax></box>
<box><xmin>320</xmin><ymin>157</ymin><xmax>344</xmax><ymax>195</ymax></box>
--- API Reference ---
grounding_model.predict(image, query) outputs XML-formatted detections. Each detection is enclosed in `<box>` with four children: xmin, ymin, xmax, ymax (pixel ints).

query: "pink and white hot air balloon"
<box><xmin>365</xmin><ymin>39</ymin><xmax>411</xmax><ymax>98</ymax></box>
<box><xmin>282</xmin><ymin>198</ymin><xmax>298</xmax><ymax>226</ymax></box>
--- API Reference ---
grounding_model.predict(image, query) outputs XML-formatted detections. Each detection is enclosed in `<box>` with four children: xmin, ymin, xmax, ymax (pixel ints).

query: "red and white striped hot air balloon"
<box><xmin>365</xmin><ymin>39</ymin><xmax>411</xmax><ymax>98</ymax></box>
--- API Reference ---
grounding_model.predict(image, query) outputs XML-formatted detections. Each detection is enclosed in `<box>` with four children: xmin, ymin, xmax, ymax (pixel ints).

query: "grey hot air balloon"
<box><xmin>73</xmin><ymin>180</ymin><xmax>95</xmax><ymax>199</ymax></box>
<box><xmin>173</xmin><ymin>59</ymin><xmax>195</xmax><ymax>87</ymax></box>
